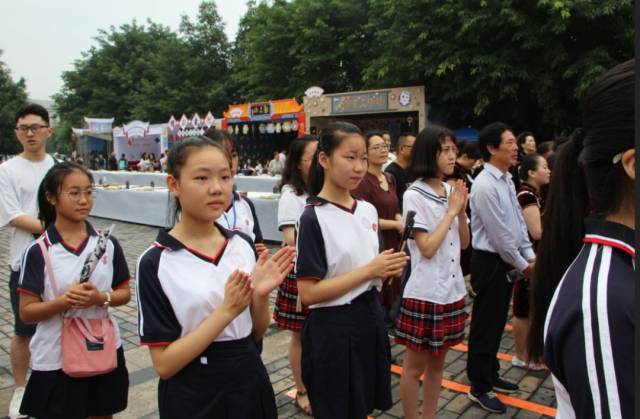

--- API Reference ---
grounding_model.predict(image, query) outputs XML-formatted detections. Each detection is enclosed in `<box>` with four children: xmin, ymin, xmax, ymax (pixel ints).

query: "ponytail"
<box><xmin>308</xmin><ymin>147</ymin><xmax>324</xmax><ymax>195</ymax></box>
<box><xmin>37</xmin><ymin>180</ymin><xmax>57</xmax><ymax>230</ymax></box>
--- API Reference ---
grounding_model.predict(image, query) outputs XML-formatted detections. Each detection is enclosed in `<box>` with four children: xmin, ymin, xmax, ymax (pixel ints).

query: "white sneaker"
<box><xmin>9</xmin><ymin>386</ymin><xmax>27</xmax><ymax>419</ymax></box>
<box><xmin>511</xmin><ymin>355</ymin><xmax>546</xmax><ymax>371</ymax></box>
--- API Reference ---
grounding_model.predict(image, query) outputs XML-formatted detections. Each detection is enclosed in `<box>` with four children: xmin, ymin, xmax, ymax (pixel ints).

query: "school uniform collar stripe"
<box><xmin>583</xmin><ymin>218</ymin><xmax>634</xmax><ymax>257</ymax></box>
<box><xmin>595</xmin><ymin>246</ymin><xmax>623</xmax><ymax>418</ymax></box>
<box><xmin>583</xmin><ymin>235</ymin><xmax>635</xmax><ymax>258</ymax></box>
<box><xmin>408</xmin><ymin>183</ymin><xmax>447</xmax><ymax>204</ymax></box>
<box><xmin>154</xmin><ymin>223</ymin><xmax>234</xmax><ymax>250</ymax></box>
<box><xmin>153</xmin><ymin>224</ymin><xmax>233</xmax><ymax>265</ymax></box>
<box><xmin>305</xmin><ymin>195</ymin><xmax>357</xmax><ymax>213</ymax></box>
<box><xmin>44</xmin><ymin>220</ymin><xmax>98</xmax><ymax>245</ymax></box>
<box><xmin>581</xmin><ymin>244</ymin><xmax>603</xmax><ymax>419</ymax></box>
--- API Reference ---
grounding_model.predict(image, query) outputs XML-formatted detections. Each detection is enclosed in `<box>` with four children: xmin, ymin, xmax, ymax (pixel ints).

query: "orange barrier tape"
<box><xmin>451</xmin><ymin>343</ymin><xmax>513</xmax><ymax>362</ymax></box>
<box><xmin>389</xmin><ymin>364</ymin><xmax>556</xmax><ymax>417</ymax></box>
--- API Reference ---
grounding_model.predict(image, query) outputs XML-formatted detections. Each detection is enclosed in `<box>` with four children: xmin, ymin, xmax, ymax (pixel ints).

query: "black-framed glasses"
<box><xmin>15</xmin><ymin>124</ymin><xmax>49</xmax><ymax>134</ymax></box>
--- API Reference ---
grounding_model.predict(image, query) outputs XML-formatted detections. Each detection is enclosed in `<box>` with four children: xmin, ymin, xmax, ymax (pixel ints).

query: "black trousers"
<box><xmin>466</xmin><ymin>249</ymin><xmax>514</xmax><ymax>393</ymax></box>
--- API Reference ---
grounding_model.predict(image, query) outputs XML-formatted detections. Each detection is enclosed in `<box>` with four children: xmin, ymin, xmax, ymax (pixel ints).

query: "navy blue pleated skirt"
<box><xmin>301</xmin><ymin>289</ymin><xmax>392</xmax><ymax>419</ymax></box>
<box><xmin>158</xmin><ymin>336</ymin><xmax>276</xmax><ymax>419</ymax></box>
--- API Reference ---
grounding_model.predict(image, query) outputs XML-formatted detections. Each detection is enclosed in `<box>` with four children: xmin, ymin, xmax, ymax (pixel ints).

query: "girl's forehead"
<box><xmin>337</xmin><ymin>134</ymin><xmax>366</xmax><ymax>149</ymax></box>
<box><xmin>62</xmin><ymin>171</ymin><xmax>92</xmax><ymax>186</ymax></box>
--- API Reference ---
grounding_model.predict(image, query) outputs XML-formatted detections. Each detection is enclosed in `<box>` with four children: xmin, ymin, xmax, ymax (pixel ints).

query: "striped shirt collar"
<box><xmin>583</xmin><ymin>218</ymin><xmax>635</xmax><ymax>258</ymax></box>
<box><xmin>154</xmin><ymin>223</ymin><xmax>234</xmax><ymax>251</ymax></box>
<box><xmin>44</xmin><ymin>220</ymin><xmax>98</xmax><ymax>245</ymax></box>
<box><xmin>408</xmin><ymin>180</ymin><xmax>449</xmax><ymax>205</ymax></box>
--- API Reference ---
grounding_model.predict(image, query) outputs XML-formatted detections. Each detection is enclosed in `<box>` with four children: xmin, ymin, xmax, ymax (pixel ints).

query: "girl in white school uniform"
<box><xmin>272</xmin><ymin>134</ymin><xmax>318</xmax><ymax>415</ymax></box>
<box><xmin>395</xmin><ymin>126</ymin><xmax>469</xmax><ymax>419</ymax></box>
<box><xmin>136</xmin><ymin>136</ymin><xmax>295</xmax><ymax>419</ymax></box>
<box><xmin>18</xmin><ymin>162</ymin><xmax>131</xmax><ymax>419</ymax></box>
<box><xmin>296</xmin><ymin>122</ymin><xmax>408</xmax><ymax>419</ymax></box>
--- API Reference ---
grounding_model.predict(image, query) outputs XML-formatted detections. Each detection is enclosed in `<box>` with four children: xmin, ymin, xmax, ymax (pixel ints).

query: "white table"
<box><xmin>91</xmin><ymin>188</ymin><xmax>281</xmax><ymax>242</ymax></box>
<box><xmin>91</xmin><ymin>170</ymin><xmax>281</xmax><ymax>193</ymax></box>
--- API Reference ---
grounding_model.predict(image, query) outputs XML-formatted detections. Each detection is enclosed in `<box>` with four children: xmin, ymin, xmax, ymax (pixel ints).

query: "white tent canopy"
<box><xmin>112</xmin><ymin>121</ymin><xmax>167</xmax><ymax>161</ymax></box>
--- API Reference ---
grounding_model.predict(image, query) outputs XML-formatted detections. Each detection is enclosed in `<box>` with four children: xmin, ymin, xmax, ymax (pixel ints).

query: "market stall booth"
<box><xmin>73</xmin><ymin>117</ymin><xmax>114</xmax><ymax>161</ymax></box>
<box><xmin>112</xmin><ymin>120</ymin><xmax>167</xmax><ymax>164</ymax></box>
<box><xmin>303</xmin><ymin>86</ymin><xmax>426</xmax><ymax>140</ymax></box>
<box><xmin>166</xmin><ymin>111</ymin><xmax>223</xmax><ymax>148</ymax></box>
<box><xmin>222</xmin><ymin>98</ymin><xmax>305</xmax><ymax>166</ymax></box>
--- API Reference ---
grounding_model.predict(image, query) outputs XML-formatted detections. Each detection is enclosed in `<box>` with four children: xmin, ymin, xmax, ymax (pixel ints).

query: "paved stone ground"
<box><xmin>0</xmin><ymin>218</ymin><xmax>556</xmax><ymax>418</ymax></box>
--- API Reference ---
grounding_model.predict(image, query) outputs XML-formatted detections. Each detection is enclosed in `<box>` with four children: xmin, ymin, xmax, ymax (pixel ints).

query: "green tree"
<box><xmin>363</xmin><ymin>0</ymin><xmax>634</xmax><ymax>135</ymax></box>
<box><xmin>54</xmin><ymin>5</ymin><xmax>232</xmax><ymax>130</ymax></box>
<box><xmin>230</xmin><ymin>0</ymin><xmax>371</xmax><ymax>101</ymax></box>
<box><xmin>0</xmin><ymin>51</ymin><xmax>28</xmax><ymax>155</ymax></box>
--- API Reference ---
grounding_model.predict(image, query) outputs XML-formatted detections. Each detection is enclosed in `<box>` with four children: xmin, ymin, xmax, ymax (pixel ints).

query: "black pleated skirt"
<box><xmin>20</xmin><ymin>346</ymin><xmax>128</xmax><ymax>419</ymax></box>
<box><xmin>301</xmin><ymin>289</ymin><xmax>392</xmax><ymax>419</ymax></box>
<box><xmin>158</xmin><ymin>336</ymin><xmax>276</xmax><ymax>419</ymax></box>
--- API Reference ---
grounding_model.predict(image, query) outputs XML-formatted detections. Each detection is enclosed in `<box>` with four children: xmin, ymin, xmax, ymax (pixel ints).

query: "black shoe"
<box><xmin>492</xmin><ymin>377</ymin><xmax>519</xmax><ymax>394</ymax></box>
<box><xmin>468</xmin><ymin>391</ymin><xmax>506</xmax><ymax>414</ymax></box>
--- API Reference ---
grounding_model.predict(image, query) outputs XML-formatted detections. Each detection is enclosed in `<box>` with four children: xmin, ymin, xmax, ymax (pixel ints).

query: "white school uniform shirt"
<box><xmin>216</xmin><ymin>192</ymin><xmax>263</xmax><ymax>243</ymax></box>
<box><xmin>402</xmin><ymin>180</ymin><xmax>466</xmax><ymax>305</ymax></box>
<box><xmin>0</xmin><ymin>154</ymin><xmax>56</xmax><ymax>270</ymax></box>
<box><xmin>295</xmin><ymin>196</ymin><xmax>382</xmax><ymax>309</ymax></box>
<box><xmin>18</xmin><ymin>222</ymin><xmax>131</xmax><ymax>371</ymax></box>
<box><xmin>136</xmin><ymin>225</ymin><xmax>257</xmax><ymax>346</ymax></box>
<box><xmin>277</xmin><ymin>184</ymin><xmax>307</xmax><ymax>231</ymax></box>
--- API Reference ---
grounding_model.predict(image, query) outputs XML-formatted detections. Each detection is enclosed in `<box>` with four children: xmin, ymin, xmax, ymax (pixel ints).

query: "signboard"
<box><xmin>250</xmin><ymin>103</ymin><xmax>273</xmax><ymax>121</ymax></box>
<box><xmin>331</xmin><ymin>91</ymin><xmax>388</xmax><ymax>114</ymax></box>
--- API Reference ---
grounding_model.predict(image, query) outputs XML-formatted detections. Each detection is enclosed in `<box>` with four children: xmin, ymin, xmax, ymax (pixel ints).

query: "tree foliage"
<box><xmin>52</xmin><ymin>0</ymin><xmax>633</xmax><ymax>139</ymax></box>
<box><xmin>54</xmin><ymin>2</ymin><xmax>231</xmax><ymax>129</ymax></box>
<box><xmin>362</xmin><ymin>0</ymin><xmax>634</xmax><ymax>135</ymax></box>
<box><xmin>0</xmin><ymin>51</ymin><xmax>28</xmax><ymax>155</ymax></box>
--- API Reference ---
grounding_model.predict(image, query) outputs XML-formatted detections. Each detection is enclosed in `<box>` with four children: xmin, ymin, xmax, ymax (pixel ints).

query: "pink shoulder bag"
<box><xmin>36</xmin><ymin>238</ymin><xmax>117</xmax><ymax>378</ymax></box>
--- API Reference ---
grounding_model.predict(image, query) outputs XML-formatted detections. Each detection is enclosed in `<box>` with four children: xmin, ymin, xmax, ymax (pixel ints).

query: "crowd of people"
<box><xmin>0</xmin><ymin>58</ymin><xmax>634</xmax><ymax>419</ymax></box>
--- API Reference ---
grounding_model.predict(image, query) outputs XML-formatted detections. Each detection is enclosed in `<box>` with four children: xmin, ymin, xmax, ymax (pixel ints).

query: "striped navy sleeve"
<box><xmin>109</xmin><ymin>236</ymin><xmax>130</xmax><ymax>288</ymax></box>
<box><xmin>245</xmin><ymin>197</ymin><xmax>264</xmax><ymax>243</ymax></box>
<box><xmin>17</xmin><ymin>243</ymin><xmax>45</xmax><ymax>298</ymax></box>
<box><xmin>295</xmin><ymin>207</ymin><xmax>327</xmax><ymax>281</ymax></box>
<box><xmin>136</xmin><ymin>247</ymin><xmax>182</xmax><ymax>346</ymax></box>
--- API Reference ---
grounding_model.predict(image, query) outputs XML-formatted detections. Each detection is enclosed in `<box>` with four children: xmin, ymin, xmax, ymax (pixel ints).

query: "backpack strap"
<box><xmin>36</xmin><ymin>237</ymin><xmax>60</xmax><ymax>298</ymax></box>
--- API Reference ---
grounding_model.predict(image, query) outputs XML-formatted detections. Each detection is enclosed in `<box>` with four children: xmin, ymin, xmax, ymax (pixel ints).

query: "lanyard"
<box><xmin>223</xmin><ymin>197</ymin><xmax>238</xmax><ymax>230</ymax></box>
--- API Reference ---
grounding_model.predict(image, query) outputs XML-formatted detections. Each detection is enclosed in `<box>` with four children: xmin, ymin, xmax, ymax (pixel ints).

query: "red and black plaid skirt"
<box><xmin>273</xmin><ymin>272</ymin><xmax>310</xmax><ymax>332</ymax></box>
<box><xmin>395</xmin><ymin>297</ymin><xmax>467</xmax><ymax>354</ymax></box>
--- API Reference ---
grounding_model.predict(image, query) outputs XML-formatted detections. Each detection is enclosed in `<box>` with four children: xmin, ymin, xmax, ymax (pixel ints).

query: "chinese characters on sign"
<box><xmin>331</xmin><ymin>92</ymin><xmax>389</xmax><ymax>114</ymax></box>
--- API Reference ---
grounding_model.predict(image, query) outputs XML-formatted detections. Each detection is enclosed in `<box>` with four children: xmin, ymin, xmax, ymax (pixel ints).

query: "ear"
<box><xmin>486</xmin><ymin>144</ymin><xmax>498</xmax><ymax>157</ymax></box>
<box><xmin>45</xmin><ymin>191</ymin><xmax>57</xmax><ymax>206</ymax></box>
<box><xmin>621</xmin><ymin>148</ymin><xmax>635</xmax><ymax>181</ymax></box>
<box><xmin>318</xmin><ymin>151</ymin><xmax>329</xmax><ymax>170</ymax></box>
<box><xmin>166</xmin><ymin>175</ymin><xmax>180</xmax><ymax>198</ymax></box>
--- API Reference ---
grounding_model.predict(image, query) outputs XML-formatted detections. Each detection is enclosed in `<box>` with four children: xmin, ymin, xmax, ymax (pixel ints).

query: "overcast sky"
<box><xmin>0</xmin><ymin>0</ymin><xmax>248</xmax><ymax>100</ymax></box>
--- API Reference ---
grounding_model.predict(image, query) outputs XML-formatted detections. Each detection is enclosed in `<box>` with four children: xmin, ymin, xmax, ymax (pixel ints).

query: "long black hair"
<box><xmin>528</xmin><ymin>59</ymin><xmax>635</xmax><ymax>362</ymax></box>
<box><xmin>279</xmin><ymin>135</ymin><xmax>318</xmax><ymax>195</ymax></box>
<box><xmin>38</xmin><ymin>162</ymin><xmax>94</xmax><ymax>230</ymax></box>
<box><xmin>166</xmin><ymin>136</ymin><xmax>230</xmax><ymax>225</ymax></box>
<box><xmin>308</xmin><ymin>122</ymin><xmax>363</xmax><ymax>195</ymax></box>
